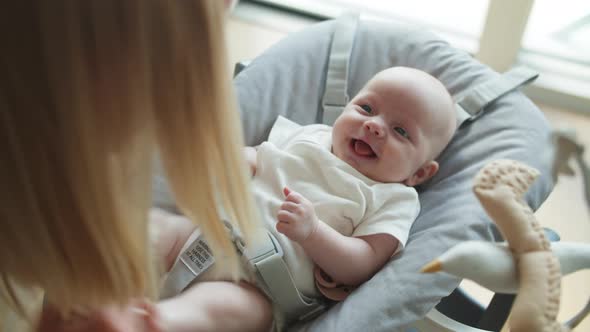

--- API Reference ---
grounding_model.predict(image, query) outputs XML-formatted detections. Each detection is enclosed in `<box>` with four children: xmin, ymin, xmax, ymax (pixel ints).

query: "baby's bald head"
<box><xmin>367</xmin><ymin>67</ymin><xmax>456</xmax><ymax>160</ymax></box>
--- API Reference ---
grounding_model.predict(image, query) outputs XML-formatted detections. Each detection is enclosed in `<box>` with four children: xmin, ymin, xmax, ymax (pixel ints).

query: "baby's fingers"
<box><xmin>280</xmin><ymin>201</ymin><xmax>300</xmax><ymax>213</ymax></box>
<box><xmin>277</xmin><ymin>210</ymin><xmax>295</xmax><ymax>224</ymax></box>
<box><xmin>275</xmin><ymin>220</ymin><xmax>292</xmax><ymax>236</ymax></box>
<box><xmin>283</xmin><ymin>186</ymin><xmax>303</xmax><ymax>203</ymax></box>
<box><xmin>283</xmin><ymin>187</ymin><xmax>291</xmax><ymax>197</ymax></box>
<box><xmin>276</xmin><ymin>219</ymin><xmax>299</xmax><ymax>239</ymax></box>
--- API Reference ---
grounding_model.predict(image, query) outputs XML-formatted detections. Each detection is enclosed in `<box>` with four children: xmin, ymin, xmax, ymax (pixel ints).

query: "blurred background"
<box><xmin>226</xmin><ymin>0</ymin><xmax>590</xmax><ymax>330</ymax></box>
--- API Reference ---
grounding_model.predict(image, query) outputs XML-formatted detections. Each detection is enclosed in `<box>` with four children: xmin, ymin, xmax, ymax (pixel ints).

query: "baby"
<box><xmin>41</xmin><ymin>67</ymin><xmax>456</xmax><ymax>332</ymax></box>
<box><xmin>241</xmin><ymin>66</ymin><xmax>457</xmax><ymax>302</ymax></box>
<box><xmin>157</xmin><ymin>66</ymin><xmax>457</xmax><ymax>331</ymax></box>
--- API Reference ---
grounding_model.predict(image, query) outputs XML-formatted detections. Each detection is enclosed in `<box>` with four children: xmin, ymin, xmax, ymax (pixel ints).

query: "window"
<box><xmin>253</xmin><ymin>0</ymin><xmax>489</xmax><ymax>52</ymax></box>
<box><xmin>523</xmin><ymin>1</ymin><xmax>589</xmax><ymax>68</ymax></box>
<box><xmin>243</xmin><ymin>0</ymin><xmax>590</xmax><ymax>113</ymax></box>
<box><xmin>519</xmin><ymin>0</ymin><xmax>590</xmax><ymax>100</ymax></box>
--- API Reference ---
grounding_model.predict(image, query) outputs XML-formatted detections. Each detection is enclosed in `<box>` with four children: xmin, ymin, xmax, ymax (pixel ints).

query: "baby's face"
<box><xmin>332</xmin><ymin>67</ymin><xmax>455</xmax><ymax>184</ymax></box>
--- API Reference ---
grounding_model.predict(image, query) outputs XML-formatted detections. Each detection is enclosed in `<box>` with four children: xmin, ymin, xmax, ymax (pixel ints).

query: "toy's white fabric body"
<box><xmin>427</xmin><ymin>241</ymin><xmax>590</xmax><ymax>294</ymax></box>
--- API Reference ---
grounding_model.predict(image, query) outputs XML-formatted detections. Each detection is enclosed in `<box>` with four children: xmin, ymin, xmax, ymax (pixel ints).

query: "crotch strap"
<box><xmin>236</xmin><ymin>231</ymin><xmax>326</xmax><ymax>323</ymax></box>
<box><xmin>161</xmin><ymin>224</ymin><xmax>325</xmax><ymax>323</ymax></box>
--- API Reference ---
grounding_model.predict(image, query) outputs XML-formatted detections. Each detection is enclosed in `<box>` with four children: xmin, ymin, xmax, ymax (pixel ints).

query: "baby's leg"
<box><xmin>149</xmin><ymin>208</ymin><xmax>197</xmax><ymax>272</ymax></box>
<box><xmin>157</xmin><ymin>280</ymin><xmax>273</xmax><ymax>332</ymax></box>
<box><xmin>151</xmin><ymin>208</ymin><xmax>273</xmax><ymax>331</ymax></box>
<box><xmin>150</xmin><ymin>208</ymin><xmax>273</xmax><ymax>331</ymax></box>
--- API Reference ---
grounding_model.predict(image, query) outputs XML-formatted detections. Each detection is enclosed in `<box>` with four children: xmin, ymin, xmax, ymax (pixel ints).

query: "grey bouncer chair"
<box><xmin>231</xmin><ymin>14</ymin><xmax>555</xmax><ymax>331</ymax></box>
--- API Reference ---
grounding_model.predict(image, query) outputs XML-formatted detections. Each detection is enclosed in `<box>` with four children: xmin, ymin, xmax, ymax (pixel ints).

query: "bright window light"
<box><xmin>253</xmin><ymin>0</ymin><xmax>489</xmax><ymax>52</ymax></box>
<box><xmin>523</xmin><ymin>0</ymin><xmax>590</xmax><ymax>66</ymax></box>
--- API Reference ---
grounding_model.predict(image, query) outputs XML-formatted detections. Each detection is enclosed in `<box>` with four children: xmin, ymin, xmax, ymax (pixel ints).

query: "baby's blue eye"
<box><xmin>360</xmin><ymin>105</ymin><xmax>372</xmax><ymax>113</ymax></box>
<box><xmin>394</xmin><ymin>127</ymin><xmax>410</xmax><ymax>139</ymax></box>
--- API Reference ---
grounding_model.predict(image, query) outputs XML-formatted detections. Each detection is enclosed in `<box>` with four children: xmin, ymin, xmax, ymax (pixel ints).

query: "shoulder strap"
<box><xmin>456</xmin><ymin>66</ymin><xmax>539</xmax><ymax>128</ymax></box>
<box><xmin>321</xmin><ymin>16</ymin><xmax>538</xmax><ymax>130</ymax></box>
<box><xmin>321</xmin><ymin>13</ymin><xmax>359</xmax><ymax>125</ymax></box>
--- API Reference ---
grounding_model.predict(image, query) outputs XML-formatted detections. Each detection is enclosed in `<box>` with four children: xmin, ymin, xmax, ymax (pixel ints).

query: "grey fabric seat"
<box><xmin>233</xmin><ymin>18</ymin><xmax>554</xmax><ymax>331</ymax></box>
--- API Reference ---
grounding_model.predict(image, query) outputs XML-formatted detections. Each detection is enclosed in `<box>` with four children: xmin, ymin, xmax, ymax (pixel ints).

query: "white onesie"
<box><xmin>252</xmin><ymin>116</ymin><xmax>419</xmax><ymax>298</ymax></box>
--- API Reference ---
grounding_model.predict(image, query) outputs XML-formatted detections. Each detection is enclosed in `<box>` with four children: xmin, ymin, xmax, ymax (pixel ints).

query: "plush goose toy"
<box><xmin>422</xmin><ymin>241</ymin><xmax>590</xmax><ymax>294</ymax></box>
<box><xmin>422</xmin><ymin>159</ymin><xmax>590</xmax><ymax>332</ymax></box>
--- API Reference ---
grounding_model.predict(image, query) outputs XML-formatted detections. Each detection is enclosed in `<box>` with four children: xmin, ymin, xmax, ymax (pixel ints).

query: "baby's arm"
<box><xmin>244</xmin><ymin>146</ymin><xmax>257</xmax><ymax>176</ymax></box>
<box><xmin>277</xmin><ymin>188</ymin><xmax>398</xmax><ymax>287</ymax></box>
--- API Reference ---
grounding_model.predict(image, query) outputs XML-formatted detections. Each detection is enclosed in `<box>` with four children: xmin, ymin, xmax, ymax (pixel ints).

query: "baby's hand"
<box><xmin>276</xmin><ymin>187</ymin><xmax>319</xmax><ymax>243</ymax></box>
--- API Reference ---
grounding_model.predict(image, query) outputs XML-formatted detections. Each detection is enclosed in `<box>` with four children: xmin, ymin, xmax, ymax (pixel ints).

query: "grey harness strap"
<box><xmin>162</xmin><ymin>222</ymin><xmax>325</xmax><ymax>323</ymax></box>
<box><xmin>235</xmin><ymin>230</ymin><xmax>326</xmax><ymax>322</ymax></box>
<box><xmin>455</xmin><ymin>66</ymin><xmax>539</xmax><ymax>128</ymax></box>
<box><xmin>321</xmin><ymin>13</ymin><xmax>358</xmax><ymax>125</ymax></box>
<box><xmin>320</xmin><ymin>16</ymin><xmax>539</xmax><ymax>129</ymax></box>
<box><xmin>159</xmin><ymin>229</ymin><xmax>216</xmax><ymax>299</ymax></box>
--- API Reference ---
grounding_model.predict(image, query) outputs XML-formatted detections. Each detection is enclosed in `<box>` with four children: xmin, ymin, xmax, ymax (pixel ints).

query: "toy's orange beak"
<box><xmin>420</xmin><ymin>260</ymin><xmax>442</xmax><ymax>273</ymax></box>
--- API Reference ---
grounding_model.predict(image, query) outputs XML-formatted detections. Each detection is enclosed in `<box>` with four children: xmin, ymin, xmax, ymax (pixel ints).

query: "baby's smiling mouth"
<box><xmin>350</xmin><ymin>138</ymin><xmax>377</xmax><ymax>158</ymax></box>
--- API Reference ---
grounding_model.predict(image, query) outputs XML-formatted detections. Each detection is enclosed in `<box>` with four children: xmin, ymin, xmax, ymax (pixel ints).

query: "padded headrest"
<box><xmin>234</xmin><ymin>18</ymin><xmax>554</xmax><ymax>330</ymax></box>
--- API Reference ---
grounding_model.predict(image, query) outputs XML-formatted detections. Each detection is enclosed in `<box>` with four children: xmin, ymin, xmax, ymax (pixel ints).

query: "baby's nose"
<box><xmin>364</xmin><ymin>120</ymin><xmax>385</xmax><ymax>137</ymax></box>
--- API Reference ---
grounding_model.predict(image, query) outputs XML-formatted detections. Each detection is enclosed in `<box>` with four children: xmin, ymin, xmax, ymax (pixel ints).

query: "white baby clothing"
<box><xmin>252</xmin><ymin>116</ymin><xmax>420</xmax><ymax>298</ymax></box>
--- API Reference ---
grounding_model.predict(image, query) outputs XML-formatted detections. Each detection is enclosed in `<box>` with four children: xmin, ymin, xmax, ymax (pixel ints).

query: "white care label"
<box><xmin>180</xmin><ymin>234</ymin><xmax>215</xmax><ymax>276</ymax></box>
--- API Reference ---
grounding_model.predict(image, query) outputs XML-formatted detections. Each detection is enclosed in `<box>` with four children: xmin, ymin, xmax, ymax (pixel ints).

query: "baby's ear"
<box><xmin>404</xmin><ymin>161</ymin><xmax>439</xmax><ymax>187</ymax></box>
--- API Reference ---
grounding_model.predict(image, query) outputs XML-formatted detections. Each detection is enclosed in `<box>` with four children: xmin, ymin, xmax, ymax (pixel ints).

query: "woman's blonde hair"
<box><xmin>0</xmin><ymin>0</ymin><xmax>258</xmax><ymax>324</ymax></box>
